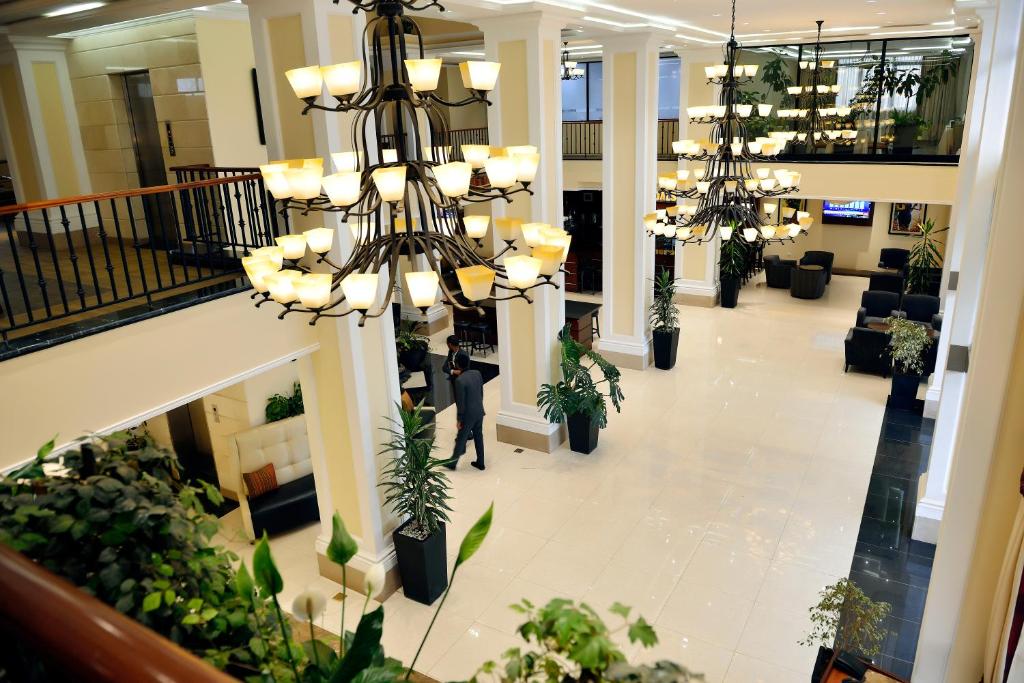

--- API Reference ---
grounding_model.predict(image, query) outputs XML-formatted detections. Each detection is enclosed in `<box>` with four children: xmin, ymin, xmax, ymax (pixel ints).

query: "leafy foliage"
<box><xmin>856</xmin><ymin>52</ymin><xmax>961</xmax><ymax>115</ymax></box>
<box><xmin>266</xmin><ymin>382</ymin><xmax>305</xmax><ymax>423</ymax></box>
<box><xmin>759</xmin><ymin>56</ymin><xmax>794</xmax><ymax>95</ymax></box>
<box><xmin>886</xmin><ymin>316</ymin><xmax>934</xmax><ymax>375</ymax></box>
<box><xmin>395</xmin><ymin>320</ymin><xmax>430</xmax><ymax>353</ymax></box>
<box><xmin>536</xmin><ymin>326</ymin><xmax>625</xmax><ymax>429</ymax></box>
<box><xmin>649</xmin><ymin>268</ymin><xmax>679</xmax><ymax>333</ymax></box>
<box><xmin>906</xmin><ymin>217</ymin><xmax>947</xmax><ymax>295</ymax></box>
<box><xmin>0</xmin><ymin>434</ymin><xmax>282</xmax><ymax>674</ymax></box>
<box><xmin>719</xmin><ymin>235</ymin><xmax>748</xmax><ymax>281</ymax></box>
<box><xmin>379</xmin><ymin>401</ymin><xmax>453</xmax><ymax>536</ymax></box>
<box><xmin>799</xmin><ymin>578</ymin><xmax>891</xmax><ymax>659</ymax></box>
<box><xmin>473</xmin><ymin>599</ymin><xmax>665</xmax><ymax>683</ymax></box>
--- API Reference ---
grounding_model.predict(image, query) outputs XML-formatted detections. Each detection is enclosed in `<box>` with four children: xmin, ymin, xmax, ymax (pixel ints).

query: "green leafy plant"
<box><xmin>536</xmin><ymin>326</ymin><xmax>625</xmax><ymax>429</ymax></box>
<box><xmin>605</xmin><ymin>661</ymin><xmax>705</xmax><ymax>682</ymax></box>
<box><xmin>719</xmin><ymin>235</ymin><xmax>748</xmax><ymax>281</ymax></box>
<box><xmin>799</xmin><ymin>578</ymin><xmax>892</xmax><ymax>660</ymax></box>
<box><xmin>473</xmin><ymin>599</ymin><xmax>698</xmax><ymax>683</ymax></box>
<box><xmin>395</xmin><ymin>320</ymin><xmax>429</xmax><ymax>353</ymax></box>
<box><xmin>886</xmin><ymin>316</ymin><xmax>934</xmax><ymax>375</ymax></box>
<box><xmin>760</xmin><ymin>55</ymin><xmax>794</xmax><ymax>95</ymax></box>
<box><xmin>856</xmin><ymin>52</ymin><xmax>961</xmax><ymax>120</ymax></box>
<box><xmin>266</xmin><ymin>382</ymin><xmax>304</xmax><ymax>423</ymax></box>
<box><xmin>379</xmin><ymin>401</ymin><xmax>453</xmax><ymax>538</ymax></box>
<box><xmin>906</xmin><ymin>217</ymin><xmax>947</xmax><ymax>295</ymax></box>
<box><xmin>649</xmin><ymin>268</ymin><xmax>679</xmax><ymax>333</ymax></box>
<box><xmin>0</xmin><ymin>434</ymin><xmax>282</xmax><ymax>674</ymax></box>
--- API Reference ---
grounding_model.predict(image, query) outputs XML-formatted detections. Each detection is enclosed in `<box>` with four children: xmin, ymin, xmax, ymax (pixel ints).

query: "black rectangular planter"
<box><xmin>393</xmin><ymin>521</ymin><xmax>448</xmax><ymax>605</ymax></box>
<box><xmin>652</xmin><ymin>328</ymin><xmax>679</xmax><ymax>370</ymax></box>
<box><xmin>720</xmin><ymin>277</ymin><xmax>740</xmax><ymax>308</ymax></box>
<box><xmin>567</xmin><ymin>413</ymin><xmax>600</xmax><ymax>454</ymax></box>
<box><xmin>890</xmin><ymin>371</ymin><xmax>921</xmax><ymax>410</ymax></box>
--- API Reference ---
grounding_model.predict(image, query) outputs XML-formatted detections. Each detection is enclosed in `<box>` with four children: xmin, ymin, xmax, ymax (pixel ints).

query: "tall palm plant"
<box><xmin>906</xmin><ymin>217</ymin><xmax>947</xmax><ymax>295</ymax></box>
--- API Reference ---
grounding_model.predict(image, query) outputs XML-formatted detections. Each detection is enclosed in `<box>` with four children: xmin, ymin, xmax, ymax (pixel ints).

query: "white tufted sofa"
<box><xmin>229</xmin><ymin>415</ymin><xmax>318</xmax><ymax>541</ymax></box>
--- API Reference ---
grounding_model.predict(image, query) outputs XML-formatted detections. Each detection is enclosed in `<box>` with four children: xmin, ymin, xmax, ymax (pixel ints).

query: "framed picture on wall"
<box><xmin>889</xmin><ymin>203</ymin><xmax>927</xmax><ymax>236</ymax></box>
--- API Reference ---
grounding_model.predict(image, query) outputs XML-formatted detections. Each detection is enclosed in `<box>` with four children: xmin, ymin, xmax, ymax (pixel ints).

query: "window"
<box><xmin>561</xmin><ymin>57</ymin><xmax>679</xmax><ymax>121</ymax></box>
<box><xmin>658</xmin><ymin>57</ymin><xmax>680</xmax><ymax>119</ymax></box>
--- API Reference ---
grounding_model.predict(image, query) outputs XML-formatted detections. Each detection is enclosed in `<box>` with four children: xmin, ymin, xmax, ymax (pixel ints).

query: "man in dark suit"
<box><xmin>447</xmin><ymin>353</ymin><xmax>485</xmax><ymax>471</ymax></box>
<box><xmin>442</xmin><ymin>335</ymin><xmax>469</xmax><ymax>383</ymax></box>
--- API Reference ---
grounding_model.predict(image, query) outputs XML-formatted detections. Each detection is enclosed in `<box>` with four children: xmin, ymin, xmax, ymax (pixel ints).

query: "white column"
<box><xmin>478</xmin><ymin>11</ymin><xmax>570</xmax><ymax>452</ymax></box>
<box><xmin>598</xmin><ymin>32</ymin><xmax>660</xmax><ymax>369</ymax></box>
<box><xmin>914</xmin><ymin>2</ymin><xmax>1024</xmax><ymax>676</ymax></box>
<box><xmin>912</xmin><ymin>3</ymin><xmax>1015</xmax><ymax>544</ymax></box>
<box><xmin>245</xmin><ymin>0</ymin><xmax>404</xmax><ymax>594</ymax></box>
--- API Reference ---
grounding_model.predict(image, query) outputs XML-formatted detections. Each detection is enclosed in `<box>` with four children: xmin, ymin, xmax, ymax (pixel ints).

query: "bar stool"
<box><xmin>467</xmin><ymin>321</ymin><xmax>494</xmax><ymax>357</ymax></box>
<box><xmin>454</xmin><ymin>321</ymin><xmax>473</xmax><ymax>355</ymax></box>
<box><xmin>591</xmin><ymin>313</ymin><xmax>600</xmax><ymax>339</ymax></box>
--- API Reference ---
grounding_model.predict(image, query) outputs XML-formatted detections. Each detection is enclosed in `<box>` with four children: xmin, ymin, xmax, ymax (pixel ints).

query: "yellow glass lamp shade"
<box><xmin>463</xmin><ymin>215</ymin><xmax>490</xmax><ymax>239</ymax></box>
<box><xmin>532</xmin><ymin>245</ymin><xmax>562</xmax><ymax>277</ymax></box>
<box><xmin>304</xmin><ymin>227</ymin><xmax>334</xmax><ymax>254</ymax></box>
<box><xmin>381</xmin><ymin>149</ymin><xmax>399</xmax><ymax>163</ymax></box>
<box><xmin>484</xmin><ymin>156</ymin><xmax>517</xmax><ymax>189</ymax></box>
<box><xmin>253</xmin><ymin>246</ymin><xmax>284</xmax><ymax>270</ymax></box>
<box><xmin>459</xmin><ymin>61</ymin><xmax>501</xmax><ymax>91</ymax></box>
<box><xmin>247</xmin><ymin>260</ymin><xmax>279</xmax><ymax>293</ymax></box>
<box><xmin>340</xmin><ymin>273</ymin><xmax>379</xmax><ymax>310</ymax></box>
<box><xmin>434</xmin><ymin>162</ymin><xmax>472</xmax><ymax>197</ymax></box>
<box><xmin>286</xmin><ymin>65</ymin><xmax>323</xmax><ymax>99</ymax></box>
<box><xmin>372</xmin><ymin>166</ymin><xmax>407</xmax><ymax>203</ymax></box>
<box><xmin>260</xmin><ymin>161</ymin><xmax>289</xmax><ymax>178</ymax></box>
<box><xmin>547</xmin><ymin>232</ymin><xmax>571</xmax><ymax>261</ymax></box>
<box><xmin>520</xmin><ymin>222</ymin><xmax>547</xmax><ymax>248</ymax></box>
<box><xmin>799</xmin><ymin>215</ymin><xmax>814</xmax><ymax>229</ymax></box>
<box><xmin>265</xmin><ymin>269</ymin><xmax>303</xmax><ymax>304</ymax></box>
<box><xmin>349</xmin><ymin>219</ymin><xmax>372</xmax><ymax>242</ymax></box>
<box><xmin>456</xmin><ymin>265</ymin><xmax>495</xmax><ymax>301</ymax></box>
<box><xmin>676</xmin><ymin>227</ymin><xmax>693</xmax><ymax>240</ymax></box>
<box><xmin>736</xmin><ymin>104</ymin><xmax>753</xmax><ymax>118</ymax></box>
<box><xmin>264</xmin><ymin>172</ymin><xmax>292</xmax><ymax>199</ymax></box>
<box><xmin>494</xmin><ymin>217</ymin><xmax>521</xmax><ymax>243</ymax></box>
<box><xmin>693</xmin><ymin>168</ymin><xmax>706</xmax><ymax>180</ymax></box>
<box><xmin>321</xmin><ymin>61</ymin><xmax>362</xmax><ymax>97</ymax></box>
<box><xmin>242</xmin><ymin>255</ymin><xmax>269</xmax><ymax>278</ymax></box>
<box><xmin>760</xmin><ymin>225</ymin><xmax>777</xmax><ymax>239</ymax></box>
<box><xmin>286</xmin><ymin>167</ymin><xmax>323</xmax><ymax>200</ymax></box>
<box><xmin>676</xmin><ymin>169</ymin><xmax>691</xmax><ymax>182</ymax></box>
<box><xmin>461</xmin><ymin>144</ymin><xmax>491</xmax><ymax>169</ymax></box>
<box><xmin>513</xmin><ymin>153</ymin><xmax>540</xmax><ymax>183</ymax></box>
<box><xmin>787</xmin><ymin>86</ymin><xmax>803</xmax><ymax>96</ymax></box>
<box><xmin>696</xmin><ymin>181</ymin><xmax>711</xmax><ymax>194</ymax></box>
<box><xmin>720</xmin><ymin>226</ymin><xmax>734</xmax><ymax>241</ymax></box>
<box><xmin>758</xmin><ymin>103</ymin><xmax>773</xmax><ymax>117</ymax></box>
<box><xmin>332</xmin><ymin>151</ymin><xmax>361</xmax><ymax>173</ymax></box>
<box><xmin>744</xmin><ymin>179</ymin><xmax>759</xmax><ymax>191</ymax></box>
<box><xmin>504</xmin><ymin>255</ymin><xmax>541</xmax><ymax>289</ymax></box>
<box><xmin>760</xmin><ymin>178</ymin><xmax>778</xmax><ymax>191</ymax></box>
<box><xmin>322</xmin><ymin>171</ymin><xmax>362</xmax><ymax>207</ymax></box>
<box><xmin>643</xmin><ymin>213</ymin><xmax>659</xmax><ymax>232</ymax></box>
<box><xmin>742</xmin><ymin>228</ymin><xmax>758</xmax><ymax>243</ymax></box>
<box><xmin>404</xmin><ymin>271</ymin><xmax>440</xmax><ymax>308</ymax></box>
<box><xmin>296</xmin><ymin>273</ymin><xmax>333</xmax><ymax>309</ymax></box>
<box><xmin>756</xmin><ymin>168</ymin><xmax>770</xmax><ymax>180</ymax></box>
<box><xmin>276</xmin><ymin>234</ymin><xmax>307</xmax><ymax>260</ymax></box>
<box><xmin>658</xmin><ymin>175</ymin><xmax>678</xmax><ymax>191</ymax></box>
<box><xmin>763</xmin><ymin>202</ymin><xmax>778</xmax><ymax>216</ymax></box>
<box><xmin>404</xmin><ymin>58</ymin><xmax>442</xmax><ymax>91</ymax></box>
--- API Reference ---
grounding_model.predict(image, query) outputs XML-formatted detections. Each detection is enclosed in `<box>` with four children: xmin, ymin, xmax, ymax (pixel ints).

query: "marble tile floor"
<box><xmin>219</xmin><ymin>273</ymin><xmax>895</xmax><ymax>682</ymax></box>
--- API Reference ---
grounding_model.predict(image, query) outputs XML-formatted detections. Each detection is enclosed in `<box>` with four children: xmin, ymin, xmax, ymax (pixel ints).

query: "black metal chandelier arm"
<box><xmin>422</xmin><ymin>91</ymin><xmax>492</xmax><ymax>109</ymax></box>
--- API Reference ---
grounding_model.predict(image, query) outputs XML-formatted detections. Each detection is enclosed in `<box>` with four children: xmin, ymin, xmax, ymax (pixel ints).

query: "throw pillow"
<box><xmin>243</xmin><ymin>463</ymin><xmax>278</xmax><ymax>498</ymax></box>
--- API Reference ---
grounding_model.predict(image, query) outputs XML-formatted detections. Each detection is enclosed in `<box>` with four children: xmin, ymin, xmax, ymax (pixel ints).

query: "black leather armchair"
<box><xmin>878</xmin><ymin>248</ymin><xmax>910</xmax><ymax>270</ymax></box>
<box><xmin>790</xmin><ymin>266</ymin><xmax>827</xmax><ymax>299</ymax></box>
<box><xmin>856</xmin><ymin>290</ymin><xmax>901</xmax><ymax>328</ymax></box>
<box><xmin>764</xmin><ymin>255</ymin><xmax>797</xmax><ymax>288</ymax></box>
<box><xmin>800</xmin><ymin>251</ymin><xmax>835</xmax><ymax>283</ymax></box>
<box><xmin>898</xmin><ymin>294</ymin><xmax>941</xmax><ymax>330</ymax></box>
<box><xmin>868</xmin><ymin>272</ymin><xmax>905</xmax><ymax>296</ymax></box>
<box><xmin>845</xmin><ymin>327</ymin><xmax>893</xmax><ymax>376</ymax></box>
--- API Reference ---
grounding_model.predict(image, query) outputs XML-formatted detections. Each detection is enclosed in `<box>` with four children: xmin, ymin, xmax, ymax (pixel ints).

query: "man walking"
<box><xmin>448</xmin><ymin>353</ymin><xmax>485</xmax><ymax>471</ymax></box>
<box><xmin>442</xmin><ymin>335</ymin><xmax>469</xmax><ymax>383</ymax></box>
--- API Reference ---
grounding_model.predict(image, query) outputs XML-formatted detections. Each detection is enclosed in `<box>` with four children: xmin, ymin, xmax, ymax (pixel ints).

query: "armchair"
<box><xmin>845</xmin><ymin>327</ymin><xmax>893</xmax><ymax>376</ymax></box>
<box><xmin>878</xmin><ymin>248</ymin><xmax>910</xmax><ymax>270</ymax></box>
<box><xmin>790</xmin><ymin>266</ymin><xmax>828</xmax><ymax>300</ymax></box>
<box><xmin>868</xmin><ymin>272</ymin><xmax>905</xmax><ymax>296</ymax></box>
<box><xmin>764</xmin><ymin>255</ymin><xmax>797</xmax><ymax>289</ymax></box>
<box><xmin>800</xmin><ymin>251</ymin><xmax>835</xmax><ymax>283</ymax></box>
<box><xmin>856</xmin><ymin>290</ymin><xmax>901</xmax><ymax>328</ymax></box>
<box><xmin>898</xmin><ymin>294</ymin><xmax>941</xmax><ymax>330</ymax></box>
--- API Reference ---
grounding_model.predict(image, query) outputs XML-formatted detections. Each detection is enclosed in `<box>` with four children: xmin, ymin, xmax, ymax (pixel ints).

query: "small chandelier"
<box><xmin>645</xmin><ymin>0</ymin><xmax>812</xmax><ymax>245</ymax></box>
<box><xmin>561</xmin><ymin>43</ymin><xmax>584</xmax><ymax>81</ymax></box>
<box><xmin>774</xmin><ymin>20</ymin><xmax>857</xmax><ymax>150</ymax></box>
<box><xmin>246</xmin><ymin>0</ymin><xmax>569</xmax><ymax>326</ymax></box>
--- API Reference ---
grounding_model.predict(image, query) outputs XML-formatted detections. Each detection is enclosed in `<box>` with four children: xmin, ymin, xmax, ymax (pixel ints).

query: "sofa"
<box><xmin>800</xmin><ymin>251</ymin><xmax>835</xmax><ymax>283</ymax></box>
<box><xmin>898</xmin><ymin>294</ymin><xmax>942</xmax><ymax>331</ymax></box>
<box><xmin>845</xmin><ymin>327</ymin><xmax>893</xmax><ymax>376</ymax></box>
<box><xmin>878</xmin><ymin>248</ymin><xmax>910</xmax><ymax>270</ymax></box>
<box><xmin>857</xmin><ymin>290</ymin><xmax>901</xmax><ymax>328</ymax></box>
<box><xmin>790</xmin><ymin>265</ymin><xmax>828</xmax><ymax>300</ymax></box>
<box><xmin>764</xmin><ymin>255</ymin><xmax>797</xmax><ymax>289</ymax></box>
<box><xmin>230</xmin><ymin>415</ymin><xmax>319</xmax><ymax>541</ymax></box>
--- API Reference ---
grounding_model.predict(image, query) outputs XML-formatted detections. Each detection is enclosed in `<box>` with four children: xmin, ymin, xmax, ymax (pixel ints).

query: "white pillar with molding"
<box><xmin>476</xmin><ymin>11</ymin><xmax>570</xmax><ymax>453</ymax></box>
<box><xmin>245</xmin><ymin>0</ymin><xmax>404</xmax><ymax>596</ymax></box>
<box><xmin>598</xmin><ymin>32</ymin><xmax>660</xmax><ymax>369</ymax></box>
<box><xmin>912</xmin><ymin>3</ymin><xmax>1016</xmax><ymax>545</ymax></box>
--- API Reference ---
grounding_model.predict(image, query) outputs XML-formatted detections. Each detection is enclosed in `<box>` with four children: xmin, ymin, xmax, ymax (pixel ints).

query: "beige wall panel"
<box><xmin>610</xmin><ymin>51</ymin><xmax>637</xmax><ymax>337</ymax></box>
<box><xmin>267</xmin><ymin>14</ymin><xmax>316</xmax><ymax>161</ymax></box>
<box><xmin>0</xmin><ymin>65</ymin><xmax>42</xmax><ymax>201</ymax></box>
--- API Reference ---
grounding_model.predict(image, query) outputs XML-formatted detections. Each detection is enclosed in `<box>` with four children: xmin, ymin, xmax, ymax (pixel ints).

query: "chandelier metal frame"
<box><xmin>561</xmin><ymin>43</ymin><xmax>584</xmax><ymax>81</ymax></box>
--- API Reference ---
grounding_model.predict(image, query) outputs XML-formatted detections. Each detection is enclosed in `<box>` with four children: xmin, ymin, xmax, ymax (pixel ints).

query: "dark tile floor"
<box><xmin>847</xmin><ymin>402</ymin><xmax>937</xmax><ymax>679</ymax></box>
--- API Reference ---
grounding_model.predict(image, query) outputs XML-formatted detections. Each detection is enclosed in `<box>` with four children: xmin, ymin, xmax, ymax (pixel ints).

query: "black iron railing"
<box><xmin>0</xmin><ymin>171</ymin><xmax>278</xmax><ymax>357</ymax></box>
<box><xmin>563</xmin><ymin>120</ymin><xmax>680</xmax><ymax>161</ymax></box>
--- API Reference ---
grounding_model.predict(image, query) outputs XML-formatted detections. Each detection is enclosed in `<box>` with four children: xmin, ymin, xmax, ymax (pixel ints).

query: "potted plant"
<box><xmin>800</xmin><ymin>578</ymin><xmax>892</xmax><ymax>681</ymax></box>
<box><xmin>891</xmin><ymin>110</ymin><xmax>928</xmax><ymax>151</ymax></box>
<box><xmin>906</xmin><ymin>217</ymin><xmax>947</xmax><ymax>296</ymax></box>
<box><xmin>537</xmin><ymin>326</ymin><xmax>625</xmax><ymax>454</ymax></box>
<box><xmin>650</xmin><ymin>268</ymin><xmax>680</xmax><ymax>370</ymax></box>
<box><xmin>719</xmin><ymin>234</ymin><xmax>747</xmax><ymax>309</ymax></box>
<box><xmin>395</xmin><ymin>320</ymin><xmax>430</xmax><ymax>374</ymax></box>
<box><xmin>379</xmin><ymin>401</ymin><xmax>453</xmax><ymax>605</ymax></box>
<box><xmin>266</xmin><ymin>382</ymin><xmax>304</xmax><ymax>423</ymax></box>
<box><xmin>886</xmin><ymin>315</ymin><xmax>934</xmax><ymax>407</ymax></box>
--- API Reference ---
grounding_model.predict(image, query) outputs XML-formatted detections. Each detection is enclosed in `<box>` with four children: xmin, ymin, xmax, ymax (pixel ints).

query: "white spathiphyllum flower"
<box><xmin>292</xmin><ymin>590</ymin><xmax>327</xmax><ymax>622</ymax></box>
<box><xmin>364</xmin><ymin>563</ymin><xmax>386</xmax><ymax>600</ymax></box>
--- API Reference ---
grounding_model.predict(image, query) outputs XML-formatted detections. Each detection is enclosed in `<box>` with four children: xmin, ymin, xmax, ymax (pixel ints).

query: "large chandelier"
<box><xmin>644</xmin><ymin>0</ymin><xmax>812</xmax><ymax>246</ymax></box>
<box><xmin>773</xmin><ymin>21</ymin><xmax>857</xmax><ymax>150</ymax></box>
<box><xmin>561</xmin><ymin>43</ymin><xmax>584</xmax><ymax>81</ymax></box>
<box><xmin>244</xmin><ymin>0</ymin><xmax>569</xmax><ymax>326</ymax></box>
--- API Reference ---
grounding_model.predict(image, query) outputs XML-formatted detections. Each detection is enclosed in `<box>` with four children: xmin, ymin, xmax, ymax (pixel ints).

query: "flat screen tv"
<box><xmin>822</xmin><ymin>200</ymin><xmax>875</xmax><ymax>226</ymax></box>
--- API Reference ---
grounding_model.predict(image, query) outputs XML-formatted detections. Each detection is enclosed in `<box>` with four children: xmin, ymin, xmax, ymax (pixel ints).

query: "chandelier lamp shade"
<box><xmin>647</xmin><ymin>0</ymin><xmax>812</xmax><ymax>246</ymax></box>
<box><xmin>561</xmin><ymin>43</ymin><xmax>584</xmax><ymax>81</ymax></box>
<box><xmin>249</xmin><ymin>0</ymin><xmax>565</xmax><ymax>326</ymax></box>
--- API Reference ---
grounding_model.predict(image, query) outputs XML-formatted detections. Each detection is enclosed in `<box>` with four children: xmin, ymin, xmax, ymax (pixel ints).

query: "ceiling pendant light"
<box><xmin>561</xmin><ymin>42</ymin><xmax>585</xmax><ymax>81</ymax></box>
<box><xmin>252</xmin><ymin>0</ymin><xmax>565</xmax><ymax>326</ymax></box>
<box><xmin>648</xmin><ymin>0</ymin><xmax>811</xmax><ymax>247</ymax></box>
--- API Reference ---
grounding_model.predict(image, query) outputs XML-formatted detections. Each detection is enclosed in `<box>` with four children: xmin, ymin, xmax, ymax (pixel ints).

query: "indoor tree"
<box><xmin>650</xmin><ymin>268</ymin><xmax>681</xmax><ymax>370</ymax></box>
<box><xmin>905</xmin><ymin>217</ymin><xmax>947</xmax><ymax>295</ymax></box>
<box><xmin>719</xmin><ymin>235</ymin><xmax>748</xmax><ymax>309</ymax></box>
<box><xmin>800</xmin><ymin>578</ymin><xmax>891</xmax><ymax>672</ymax></box>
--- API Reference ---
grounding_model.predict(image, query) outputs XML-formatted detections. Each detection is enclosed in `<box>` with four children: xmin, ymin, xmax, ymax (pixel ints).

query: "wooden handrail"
<box><xmin>0</xmin><ymin>174</ymin><xmax>261</xmax><ymax>217</ymax></box>
<box><xmin>0</xmin><ymin>544</ymin><xmax>238</xmax><ymax>683</ymax></box>
<box><xmin>170</xmin><ymin>163</ymin><xmax>262</xmax><ymax>173</ymax></box>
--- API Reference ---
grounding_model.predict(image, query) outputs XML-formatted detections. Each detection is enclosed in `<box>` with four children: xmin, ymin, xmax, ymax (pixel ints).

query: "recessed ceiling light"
<box><xmin>712</xmin><ymin>13</ymin><xmax>721</xmax><ymax>17</ymax></box>
<box><xmin>875</xmin><ymin>11</ymin><xmax>886</xmax><ymax>15</ymax></box>
<box><xmin>43</xmin><ymin>2</ymin><xmax>105</xmax><ymax>17</ymax></box>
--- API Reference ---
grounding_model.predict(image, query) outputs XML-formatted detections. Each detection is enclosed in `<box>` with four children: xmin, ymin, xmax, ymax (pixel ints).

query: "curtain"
<box><xmin>985</xmin><ymin>497</ymin><xmax>1024</xmax><ymax>682</ymax></box>
<box><xmin>919</xmin><ymin>61</ymin><xmax>958</xmax><ymax>143</ymax></box>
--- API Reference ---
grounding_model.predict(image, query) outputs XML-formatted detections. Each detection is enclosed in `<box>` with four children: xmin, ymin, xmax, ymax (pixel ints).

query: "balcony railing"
<box><xmin>0</xmin><ymin>170</ymin><xmax>277</xmax><ymax>360</ymax></box>
<box><xmin>562</xmin><ymin>120</ymin><xmax>680</xmax><ymax>161</ymax></box>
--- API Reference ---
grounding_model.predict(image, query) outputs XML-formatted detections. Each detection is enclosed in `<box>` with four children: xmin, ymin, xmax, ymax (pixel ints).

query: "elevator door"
<box><xmin>123</xmin><ymin>71</ymin><xmax>177</xmax><ymax>249</ymax></box>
